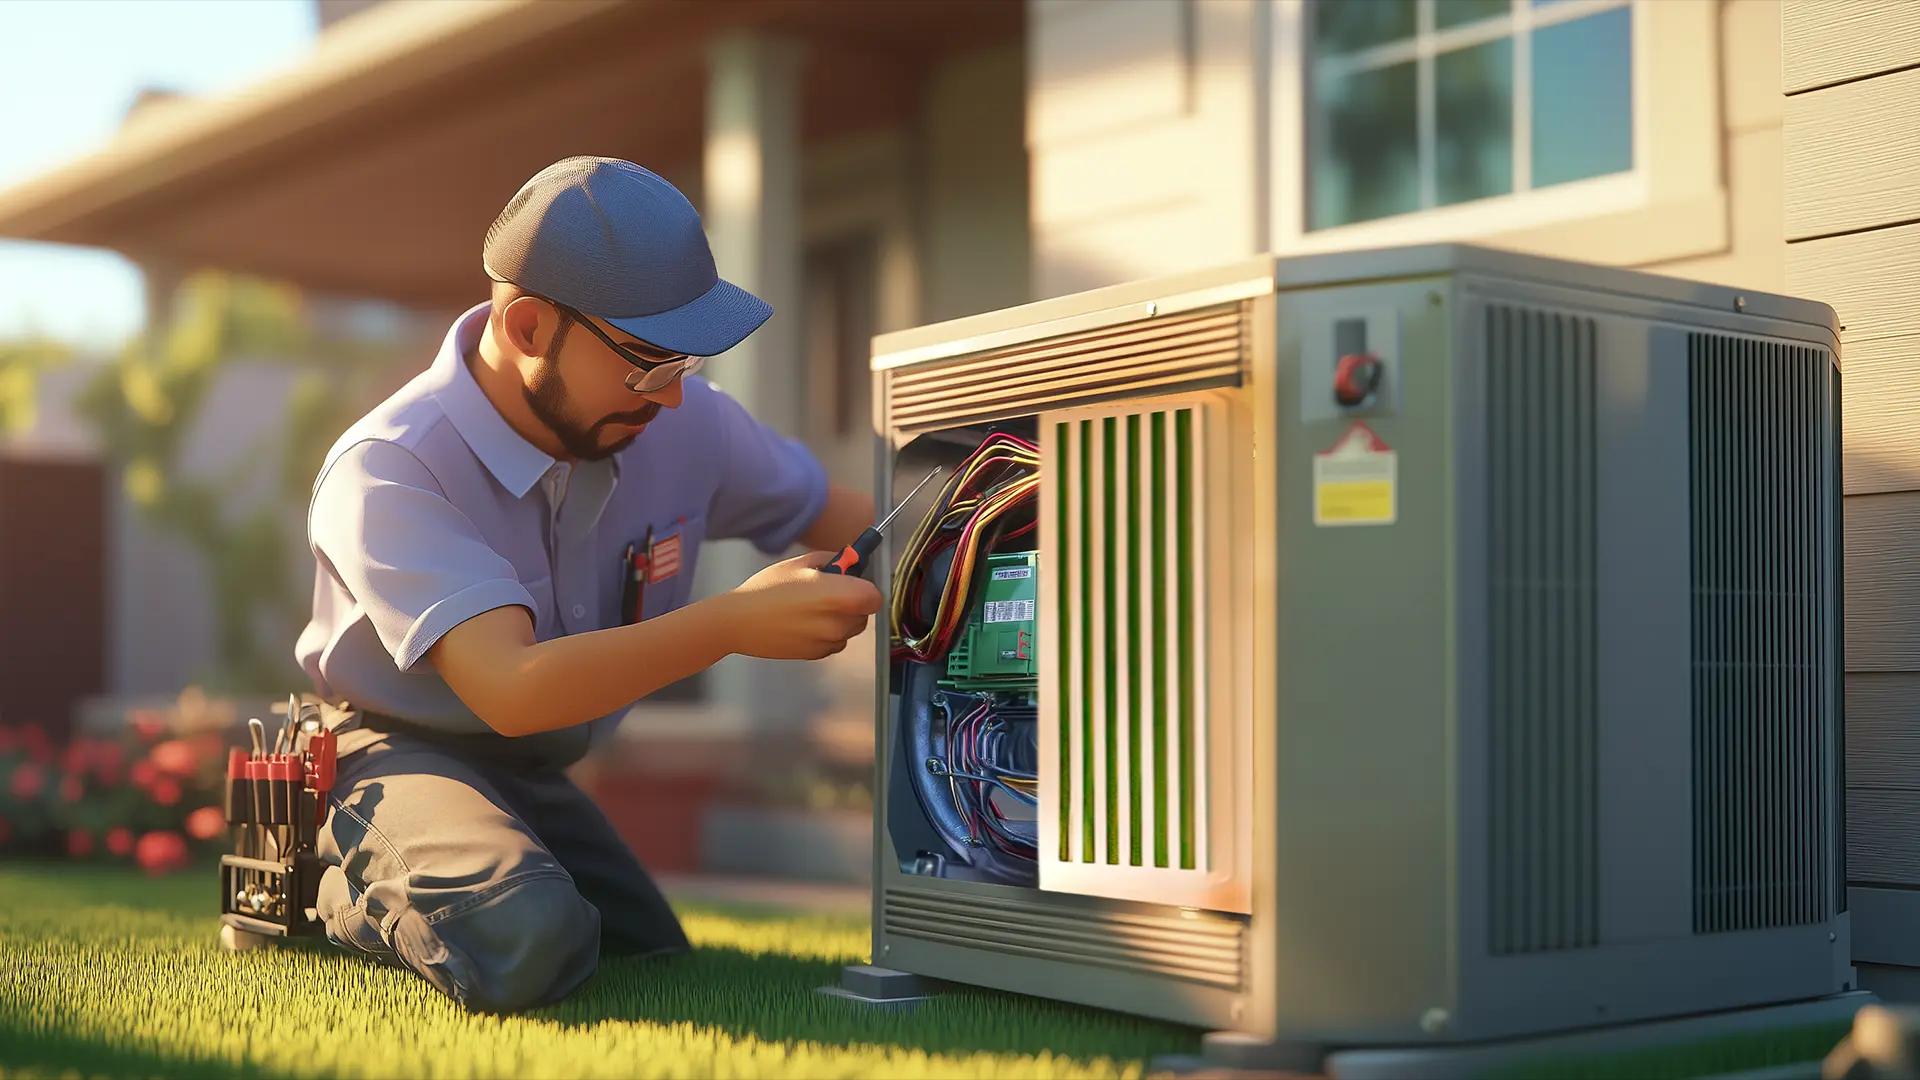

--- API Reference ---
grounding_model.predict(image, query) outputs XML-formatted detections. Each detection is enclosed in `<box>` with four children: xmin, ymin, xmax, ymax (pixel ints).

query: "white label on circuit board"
<box><xmin>991</xmin><ymin>567</ymin><xmax>1032</xmax><ymax>580</ymax></box>
<box><xmin>984</xmin><ymin>599</ymin><xmax>1035</xmax><ymax>623</ymax></box>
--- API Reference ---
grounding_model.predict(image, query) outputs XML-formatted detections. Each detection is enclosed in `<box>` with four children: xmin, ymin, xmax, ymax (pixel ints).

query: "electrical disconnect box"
<box><xmin>840</xmin><ymin>245</ymin><xmax>1855</xmax><ymax>1072</ymax></box>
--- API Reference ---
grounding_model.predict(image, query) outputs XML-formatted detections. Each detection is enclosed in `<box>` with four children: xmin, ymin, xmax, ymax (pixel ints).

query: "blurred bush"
<box><xmin>68</xmin><ymin>272</ymin><xmax>408</xmax><ymax>692</ymax></box>
<box><xmin>0</xmin><ymin>686</ymin><xmax>241</xmax><ymax>875</ymax></box>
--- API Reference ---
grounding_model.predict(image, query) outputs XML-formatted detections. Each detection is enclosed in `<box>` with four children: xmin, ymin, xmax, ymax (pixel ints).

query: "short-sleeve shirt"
<box><xmin>295</xmin><ymin>301</ymin><xmax>827</xmax><ymax>765</ymax></box>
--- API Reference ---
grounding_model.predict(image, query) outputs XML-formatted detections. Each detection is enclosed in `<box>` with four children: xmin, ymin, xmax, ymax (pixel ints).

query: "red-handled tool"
<box><xmin>821</xmin><ymin>467</ymin><xmax>944</xmax><ymax>580</ymax></box>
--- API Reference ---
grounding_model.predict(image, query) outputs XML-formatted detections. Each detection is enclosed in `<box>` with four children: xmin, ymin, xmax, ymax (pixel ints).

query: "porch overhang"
<box><xmin>0</xmin><ymin>0</ymin><xmax>1018</xmax><ymax>309</ymax></box>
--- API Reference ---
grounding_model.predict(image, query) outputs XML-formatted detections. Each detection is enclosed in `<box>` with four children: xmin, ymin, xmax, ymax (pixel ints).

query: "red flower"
<box><xmin>104</xmin><ymin>827</ymin><xmax>133</xmax><ymax>857</ymax></box>
<box><xmin>92</xmin><ymin>743</ymin><xmax>125</xmax><ymax>785</ymax></box>
<box><xmin>129</xmin><ymin>711</ymin><xmax>166</xmax><ymax>742</ymax></box>
<box><xmin>58</xmin><ymin>774</ymin><xmax>83</xmax><ymax>803</ymax></box>
<box><xmin>129</xmin><ymin>760</ymin><xmax>159</xmax><ymax>789</ymax></box>
<box><xmin>0</xmin><ymin>727</ymin><xmax>14</xmax><ymax>753</ymax></box>
<box><xmin>134</xmin><ymin>831</ymin><xmax>189</xmax><ymax>875</ymax></box>
<box><xmin>18</xmin><ymin>725</ymin><xmax>52</xmax><ymax>764</ymax></box>
<box><xmin>185</xmin><ymin>805</ymin><xmax>225</xmax><ymax>841</ymax></box>
<box><xmin>66</xmin><ymin>829</ymin><xmax>94</xmax><ymax>858</ymax></box>
<box><xmin>9</xmin><ymin>762</ymin><xmax>45</xmax><ymax>801</ymax></box>
<box><xmin>150</xmin><ymin>739</ymin><xmax>198</xmax><ymax>776</ymax></box>
<box><xmin>149</xmin><ymin>776</ymin><xmax>182</xmax><ymax>807</ymax></box>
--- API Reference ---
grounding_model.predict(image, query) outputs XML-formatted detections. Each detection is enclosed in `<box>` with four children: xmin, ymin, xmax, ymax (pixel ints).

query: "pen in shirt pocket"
<box><xmin>634</xmin><ymin>524</ymin><xmax>652</xmax><ymax>622</ymax></box>
<box><xmin>620</xmin><ymin>526</ymin><xmax>654</xmax><ymax>625</ymax></box>
<box><xmin>620</xmin><ymin>542</ymin><xmax>638</xmax><ymax>625</ymax></box>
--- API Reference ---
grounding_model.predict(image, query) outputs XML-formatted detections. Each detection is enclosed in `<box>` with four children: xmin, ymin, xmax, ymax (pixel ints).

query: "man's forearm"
<box><xmin>797</xmin><ymin>483</ymin><xmax>876</xmax><ymax>551</ymax></box>
<box><xmin>488</xmin><ymin>596</ymin><xmax>740</xmax><ymax>737</ymax></box>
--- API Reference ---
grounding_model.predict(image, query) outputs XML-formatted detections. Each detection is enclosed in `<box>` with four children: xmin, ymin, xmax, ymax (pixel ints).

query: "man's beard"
<box><xmin>523</xmin><ymin>355</ymin><xmax>661</xmax><ymax>461</ymax></box>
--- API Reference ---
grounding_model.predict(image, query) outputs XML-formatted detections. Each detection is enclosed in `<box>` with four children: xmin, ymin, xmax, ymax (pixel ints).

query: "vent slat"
<box><xmin>884</xmin><ymin>921</ymin><xmax>1244</xmax><ymax>987</ymax></box>
<box><xmin>1487</xmin><ymin>304</ymin><xmax>1599</xmax><ymax>956</ymax></box>
<box><xmin>884</xmin><ymin>915</ymin><xmax>1244</xmax><ymax>969</ymax></box>
<box><xmin>896</xmin><ymin>309</ymin><xmax>1242</xmax><ymax>385</ymax></box>
<box><xmin>1690</xmin><ymin>332</ymin><xmax>1835</xmax><ymax>933</ymax></box>
<box><xmin>884</xmin><ymin>889</ymin><xmax>1247</xmax><ymax>939</ymax></box>
<box><xmin>887</xmin><ymin>306</ymin><xmax>1245</xmax><ymax>433</ymax></box>
<box><xmin>891</xmin><ymin>340</ymin><xmax>1241</xmax><ymax>418</ymax></box>
<box><xmin>883</xmin><ymin>888</ymin><xmax>1247</xmax><ymax>989</ymax></box>
<box><xmin>892</xmin><ymin>368</ymin><xmax>1243</xmax><ymax>433</ymax></box>
<box><xmin>1092</xmin><ymin>417</ymin><xmax>1110</xmax><ymax>865</ymax></box>
<box><xmin>894</xmin><ymin>319</ymin><xmax>1241</xmax><ymax>395</ymax></box>
<box><xmin>1043</xmin><ymin>397</ymin><xmax>1236</xmax><ymax>910</ymax></box>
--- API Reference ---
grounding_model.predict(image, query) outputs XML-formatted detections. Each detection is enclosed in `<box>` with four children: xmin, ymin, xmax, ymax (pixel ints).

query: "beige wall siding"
<box><xmin>1850</xmin><ymin>790</ymin><xmax>1920</xmax><ymax>884</ymax></box>
<box><xmin>1786</xmin><ymin>66</ymin><xmax>1920</xmax><ymax>240</ymax></box>
<box><xmin>1784</xmin><ymin>0</ymin><xmax>1920</xmax><ymax>900</ymax></box>
<box><xmin>1848</xmin><ymin>673</ymin><xmax>1920</xmax><ymax>787</ymax></box>
<box><xmin>1025</xmin><ymin>0</ymin><xmax>1264</xmax><ymax>299</ymax></box>
<box><xmin>1724</xmin><ymin>0</ymin><xmax>1784</xmax><ymax>132</ymax></box>
<box><xmin>1023</xmin><ymin>1</ymin><xmax>1782</xmax><ymax>295</ymax></box>
<box><xmin>1793</xmin><ymin>222</ymin><xmax>1920</xmax><ymax>343</ymax></box>
<box><xmin>1845</xmin><ymin>493</ymin><xmax>1920</xmax><ymax>670</ymax></box>
<box><xmin>1642</xmin><ymin>0</ymin><xmax>1782</xmax><ymax>291</ymax></box>
<box><xmin>923</xmin><ymin>41</ymin><xmax>1033</xmax><ymax>323</ymax></box>
<box><xmin>1845</xmin><ymin>334</ymin><xmax>1920</xmax><ymax>495</ymax></box>
<box><xmin>1783</xmin><ymin>0</ymin><xmax>1920</xmax><ymax>93</ymax></box>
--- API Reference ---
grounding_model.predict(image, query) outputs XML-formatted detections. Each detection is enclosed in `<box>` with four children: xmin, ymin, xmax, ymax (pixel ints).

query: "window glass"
<box><xmin>1436</xmin><ymin>38</ymin><xmax>1514</xmax><ymax>206</ymax></box>
<box><xmin>1531</xmin><ymin>8</ymin><xmax>1633</xmax><ymax>187</ymax></box>
<box><xmin>1437</xmin><ymin>0</ymin><xmax>1508</xmax><ymax>30</ymax></box>
<box><xmin>1314</xmin><ymin>0</ymin><xmax>1415</xmax><ymax>55</ymax></box>
<box><xmin>1311</xmin><ymin>61</ymin><xmax>1419</xmax><ymax>228</ymax></box>
<box><xmin>1304</xmin><ymin>0</ymin><xmax>1634</xmax><ymax>231</ymax></box>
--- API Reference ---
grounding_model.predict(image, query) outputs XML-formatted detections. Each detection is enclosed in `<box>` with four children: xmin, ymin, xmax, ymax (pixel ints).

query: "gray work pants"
<box><xmin>313</xmin><ymin>724</ymin><xmax>690</xmax><ymax>1013</ymax></box>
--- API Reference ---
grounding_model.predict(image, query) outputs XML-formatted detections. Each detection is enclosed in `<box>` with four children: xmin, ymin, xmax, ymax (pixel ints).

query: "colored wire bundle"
<box><xmin>938</xmin><ymin>696</ymin><xmax>1038</xmax><ymax>858</ymax></box>
<box><xmin>889</xmin><ymin>432</ymin><xmax>1040</xmax><ymax>662</ymax></box>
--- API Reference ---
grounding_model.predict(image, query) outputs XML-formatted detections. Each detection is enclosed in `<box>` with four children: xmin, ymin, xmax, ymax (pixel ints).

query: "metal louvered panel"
<box><xmin>1486</xmin><ymin>304</ymin><xmax>1600</xmax><ymax>956</ymax></box>
<box><xmin>1039</xmin><ymin>397</ymin><xmax>1246</xmax><ymax>913</ymax></box>
<box><xmin>1690</xmin><ymin>333</ymin><xmax>1836</xmax><ymax>934</ymax></box>
<box><xmin>882</xmin><ymin>887</ymin><xmax>1247</xmax><ymax>990</ymax></box>
<box><xmin>886</xmin><ymin>305</ymin><xmax>1246</xmax><ymax>433</ymax></box>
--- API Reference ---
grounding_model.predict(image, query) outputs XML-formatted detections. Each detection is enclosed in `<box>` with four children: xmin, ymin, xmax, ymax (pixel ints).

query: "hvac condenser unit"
<box><xmin>845</xmin><ymin>244</ymin><xmax>1853</xmax><ymax>1068</ymax></box>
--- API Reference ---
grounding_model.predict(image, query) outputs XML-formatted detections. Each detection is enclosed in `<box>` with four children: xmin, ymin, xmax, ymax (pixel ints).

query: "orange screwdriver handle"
<box><xmin>821</xmin><ymin>529</ymin><xmax>882</xmax><ymax>579</ymax></box>
<box><xmin>822</xmin><ymin>546</ymin><xmax>864</xmax><ymax>576</ymax></box>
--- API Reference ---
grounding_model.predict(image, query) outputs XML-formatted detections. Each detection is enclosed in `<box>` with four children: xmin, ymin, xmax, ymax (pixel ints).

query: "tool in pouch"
<box><xmin>218</xmin><ymin>693</ymin><xmax>347</xmax><ymax>939</ymax></box>
<box><xmin>821</xmin><ymin>467</ymin><xmax>945</xmax><ymax>580</ymax></box>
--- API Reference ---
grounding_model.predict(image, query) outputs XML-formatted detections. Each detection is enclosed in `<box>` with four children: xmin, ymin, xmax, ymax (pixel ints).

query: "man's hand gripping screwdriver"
<box><xmin>821</xmin><ymin>466</ymin><xmax>945</xmax><ymax>579</ymax></box>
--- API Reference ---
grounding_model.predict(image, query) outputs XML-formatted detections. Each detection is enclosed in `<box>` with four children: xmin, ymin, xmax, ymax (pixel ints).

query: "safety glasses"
<box><xmin>553</xmin><ymin>301</ymin><xmax>706</xmax><ymax>393</ymax></box>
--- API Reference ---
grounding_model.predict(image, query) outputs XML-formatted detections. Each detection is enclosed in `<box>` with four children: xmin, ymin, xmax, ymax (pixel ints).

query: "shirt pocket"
<box><xmin>639</xmin><ymin>513</ymin><xmax>706</xmax><ymax>621</ymax></box>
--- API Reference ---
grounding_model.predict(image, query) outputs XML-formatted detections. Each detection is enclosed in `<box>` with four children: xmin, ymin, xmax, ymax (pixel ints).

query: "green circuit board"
<box><xmin>942</xmin><ymin>551</ymin><xmax>1039</xmax><ymax>690</ymax></box>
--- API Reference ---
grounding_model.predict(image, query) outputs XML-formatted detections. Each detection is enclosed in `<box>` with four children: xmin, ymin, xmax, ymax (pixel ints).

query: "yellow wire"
<box><xmin>889</xmin><ymin>442</ymin><xmax>1040</xmax><ymax>658</ymax></box>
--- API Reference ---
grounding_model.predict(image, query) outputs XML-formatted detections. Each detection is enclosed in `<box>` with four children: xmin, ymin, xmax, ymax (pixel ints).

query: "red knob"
<box><xmin>1334</xmin><ymin>353</ymin><xmax>1382</xmax><ymax>406</ymax></box>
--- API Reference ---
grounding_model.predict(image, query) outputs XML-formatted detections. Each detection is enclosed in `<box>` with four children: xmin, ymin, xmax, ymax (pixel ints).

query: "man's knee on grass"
<box><xmin>395</xmin><ymin>870</ymin><xmax>603</xmax><ymax>1014</ymax></box>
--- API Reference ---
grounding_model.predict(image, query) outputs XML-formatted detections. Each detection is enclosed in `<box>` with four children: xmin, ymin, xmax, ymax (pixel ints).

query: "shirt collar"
<box><xmin>428</xmin><ymin>302</ymin><xmax>559</xmax><ymax>500</ymax></box>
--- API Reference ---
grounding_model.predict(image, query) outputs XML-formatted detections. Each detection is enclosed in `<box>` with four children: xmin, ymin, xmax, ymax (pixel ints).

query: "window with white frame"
<box><xmin>1307</xmin><ymin>0</ymin><xmax>1634</xmax><ymax>231</ymax></box>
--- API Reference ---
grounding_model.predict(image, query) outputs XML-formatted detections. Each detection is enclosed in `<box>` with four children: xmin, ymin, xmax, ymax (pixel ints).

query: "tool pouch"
<box><xmin>217</xmin><ymin>693</ymin><xmax>352</xmax><ymax>938</ymax></box>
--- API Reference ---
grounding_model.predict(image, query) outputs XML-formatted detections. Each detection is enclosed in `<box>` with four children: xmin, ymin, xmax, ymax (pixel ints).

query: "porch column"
<box><xmin>697</xmin><ymin>33</ymin><xmax>819</xmax><ymax>731</ymax></box>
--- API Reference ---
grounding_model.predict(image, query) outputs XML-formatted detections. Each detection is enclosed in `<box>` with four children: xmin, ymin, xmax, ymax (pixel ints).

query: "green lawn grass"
<box><xmin>0</xmin><ymin>861</ymin><xmax>1200</xmax><ymax>1079</ymax></box>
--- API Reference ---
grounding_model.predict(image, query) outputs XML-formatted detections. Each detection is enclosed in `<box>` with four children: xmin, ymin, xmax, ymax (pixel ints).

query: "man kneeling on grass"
<box><xmin>257</xmin><ymin>157</ymin><xmax>881</xmax><ymax>1012</ymax></box>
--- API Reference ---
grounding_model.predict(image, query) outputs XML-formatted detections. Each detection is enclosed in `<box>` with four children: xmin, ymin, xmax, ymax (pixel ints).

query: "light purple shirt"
<box><xmin>295</xmin><ymin>301</ymin><xmax>826</xmax><ymax>760</ymax></box>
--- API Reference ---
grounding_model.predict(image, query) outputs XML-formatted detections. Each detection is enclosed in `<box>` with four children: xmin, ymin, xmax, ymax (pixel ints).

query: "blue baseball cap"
<box><xmin>482</xmin><ymin>156</ymin><xmax>772</xmax><ymax>357</ymax></box>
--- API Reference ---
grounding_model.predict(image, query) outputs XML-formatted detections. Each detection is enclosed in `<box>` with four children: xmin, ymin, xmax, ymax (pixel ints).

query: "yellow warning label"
<box><xmin>1314</xmin><ymin>422</ymin><xmax>1397</xmax><ymax>527</ymax></box>
<box><xmin>1316</xmin><ymin>480</ymin><xmax>1395</xmax><ymax>525</ymax></box>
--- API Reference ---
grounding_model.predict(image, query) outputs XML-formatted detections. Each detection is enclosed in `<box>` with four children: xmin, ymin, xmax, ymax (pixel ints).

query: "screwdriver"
<box><xmin>822</xmin><ymin>466</ymin><xmax>945</xmax><ymax>579</ymax></box>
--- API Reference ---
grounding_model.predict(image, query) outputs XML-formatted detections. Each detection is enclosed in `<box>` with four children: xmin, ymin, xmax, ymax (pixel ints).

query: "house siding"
<box><xmin>1640</xmin><ymin>0</ymin><xmax>1784</xmax><ymax>290</ymax></box>
<box><xmin>1782</xmin><ymin>2</ymin><xmax>1920</xmax><ymax>959</ymax></box>
<box><xmin>1025</xmin><ymin>0</ymin><xmax>1265</xmax><ymax>298</ymax></box>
